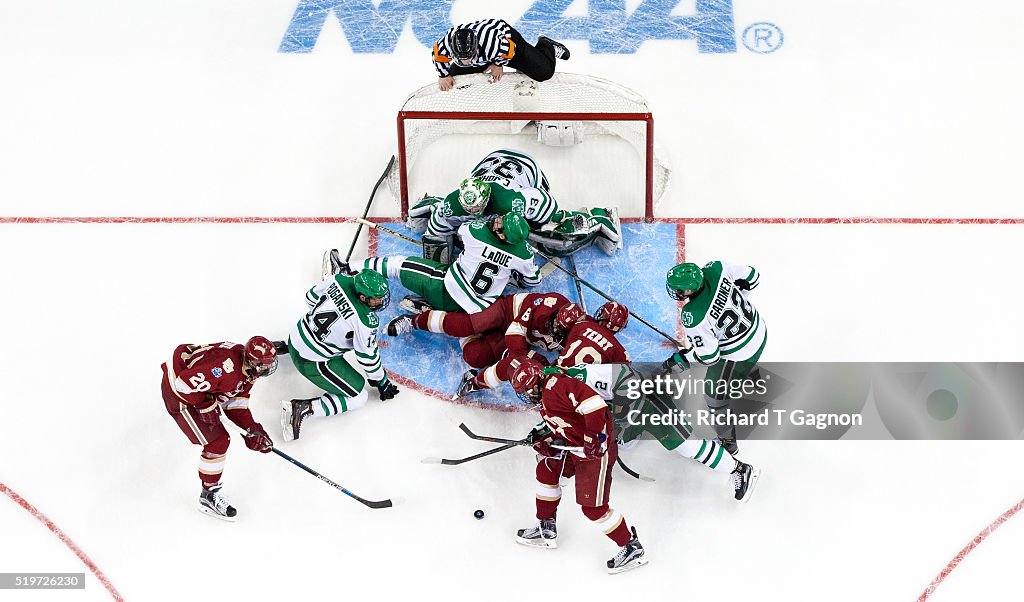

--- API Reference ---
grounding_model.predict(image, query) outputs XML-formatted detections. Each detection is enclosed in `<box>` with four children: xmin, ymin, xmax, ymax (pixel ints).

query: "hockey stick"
<box><xmin>270</xmin><ymin>447</ymin><xmax>393</xmax><ymax>509</ymax></box>
<box><xmin>346</xmin><ymin>155</ymin><xmax>396</xmax><ymax>262</ymax></box>
<box><xmin>566</xmin><ymin>254</ymin><xmax>588</xmax><ymax>313</ymax></box>
<box><xmin>532</xmin><ymin>248</ymin><xmax>685</xmax><ymax>348</ymax></box>
<box><xmin>616</xmin><ymin>456</ymin><xmax>656</xmax><ymax>482</ymax></box>
<box><xmin>421</xmin><ymin>441</ymin><xmax>525</xmax><ymax>466</ymax></box>
<box><xmin>356</xmin><ymin>218</ymin><xmax>423</xmax><ymax>247</ymax></box>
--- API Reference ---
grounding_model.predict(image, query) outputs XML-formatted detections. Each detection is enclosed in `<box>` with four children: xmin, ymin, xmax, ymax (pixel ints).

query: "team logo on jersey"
<box><xmin>211</xmin><ymin>367</ymin><xmax>223</xmax><ymax>378</ymax></box>
<box><xmin>682</xmin><ymin>311</ymin><xmax>695</xmax><ymax>327</ymax></box>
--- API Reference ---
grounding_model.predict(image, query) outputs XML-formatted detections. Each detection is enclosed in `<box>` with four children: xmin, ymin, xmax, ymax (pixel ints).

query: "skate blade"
<box><xmin>198</xmin><ymin>504</ymin><xmax>237</xmax><ymax>522</ymax></box>
<box><xmin>607</xmin><ymin>556</ymin><xmax>648</xmax><ymax>575</ymax></box>
<box><xmin>279</xmin><ymin>401</ymin><xmax>296</xmax><ymax>442</ymax></box>
<box><xmin>516</xmin><ymin>536</ymin><xmax>558</xmax><ymax>549</ymax></box>
<box><xmin>739</xmin><ymin>466</ymin><xmax>762</xmax><ymax>503</ymax></box>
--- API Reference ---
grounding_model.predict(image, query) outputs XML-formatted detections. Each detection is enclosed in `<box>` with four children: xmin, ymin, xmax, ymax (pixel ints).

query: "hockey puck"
<box><xmin>474</xmin><ymin>509</ymin><xmax>485</xmax><ymax>520</ymax></box>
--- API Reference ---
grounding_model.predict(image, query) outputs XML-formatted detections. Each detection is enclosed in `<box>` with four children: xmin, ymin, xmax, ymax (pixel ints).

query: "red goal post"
<box><xmin>387</xmin><ymin>73</ymin><xmax>672</xmax><ymax>221</ymax></box>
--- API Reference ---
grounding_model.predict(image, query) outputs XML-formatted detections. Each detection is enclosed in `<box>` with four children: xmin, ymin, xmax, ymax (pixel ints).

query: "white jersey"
<box><xmin>444</xmin><ymin>222</ymin><xmax>541</xmax><ymax>313</ymax></box>
<box><xmin>288</xmin><ymin>275</ymin><xmax>384</xmax><ymax>382</ymax></box>
<box><xmin>681</xmin><ymin>261</ymin><xmax>766</xmax><ymax>365</ymax></box>
<box><xmin>471</xmin><ymin>149</ymin><xmax>550</xmax><ymax>192</ymax></box>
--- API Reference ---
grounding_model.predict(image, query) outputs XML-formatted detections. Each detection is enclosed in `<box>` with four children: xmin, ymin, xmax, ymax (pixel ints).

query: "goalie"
<box><xmin>407</xmin><ymin>149</ymin><xmax>623</xmax><ymax>259</ymax></box>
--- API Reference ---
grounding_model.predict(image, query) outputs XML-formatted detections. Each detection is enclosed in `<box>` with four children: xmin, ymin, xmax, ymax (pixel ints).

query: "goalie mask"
<box><xmin>510</xmin><ymin>358</ymin><xmax>546</xmax><ymax>404</ymax></box>
<box><xmin>354</xmin><ymin>270</ymin><xmax>391</xmax><ymax>312</ymax></box>
<box><xmin>451</xmin><ymin>28</ymin><xmax>478</xmax><ymax>63</ymax></box>
<box><xmin>595</xmin><ymin>301</ymin><xmax>629</xmax><ymax>333</ymax></box>
<box><xmin>666</xmin><ymin>263</ymin><xmax>704</xmax><ymax>300</ymax></box>
<box><xmin>244</xmin><ymin>336</ymin><xmax>279</xmax><ymax>378</ymax></box>
<box><xmin>458</xmin><ymin>178</ymin><xmax>491</xmax><ymax>215</ymax></box>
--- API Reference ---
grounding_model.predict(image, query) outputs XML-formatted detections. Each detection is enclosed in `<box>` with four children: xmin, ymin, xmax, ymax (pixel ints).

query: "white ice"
<box><xmin>2</xmin><ymin>1</ymin><xmax>1024</xmax><ymax>601</ymax></box>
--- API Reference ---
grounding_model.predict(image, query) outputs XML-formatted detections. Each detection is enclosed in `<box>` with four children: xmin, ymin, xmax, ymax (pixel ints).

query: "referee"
<box><xmin>432</xmin><ymin>19</ymin><xmax>570</xmax><ymax>91</ymax></box>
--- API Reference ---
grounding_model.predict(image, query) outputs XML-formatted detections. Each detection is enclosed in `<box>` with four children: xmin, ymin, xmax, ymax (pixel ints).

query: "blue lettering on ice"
<box><xmin>279</xmin><ymin>0</ymin><xmax>736</xmax><ymax>54</ymax></box>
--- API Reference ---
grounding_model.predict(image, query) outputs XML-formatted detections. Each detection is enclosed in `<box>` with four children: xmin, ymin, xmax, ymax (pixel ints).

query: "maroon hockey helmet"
<box><xmin>244</xmin><ymin>336</ymin><xmax>279</xmax><ymax>377</ymax></box>
<box><xmin>550</xmin><ymin>303</ymin><xmax>586</xmax><ymax>340</ymax></box>
<box><xmin>510</xmin><ymin>358</ymin><xmax>546</xmax><ymax>403</ymax></box>
<box><xmin>595</xmin><ymin>301</ymin><xmax>630</xmax><ymax>333</ymax></box>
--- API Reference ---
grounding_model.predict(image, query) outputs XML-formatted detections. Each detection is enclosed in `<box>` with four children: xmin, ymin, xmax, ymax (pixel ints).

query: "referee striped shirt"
<box><xmin>432</xmin><ymin>19</ymin><xmax>516</xmax><ymax>77</ymax></box>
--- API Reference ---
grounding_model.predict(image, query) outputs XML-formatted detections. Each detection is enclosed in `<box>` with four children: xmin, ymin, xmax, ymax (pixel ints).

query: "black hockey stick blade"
<box><xmin>271</xmin><ymin>448</ymin><xmax>393</xmax><ymax>509</ymax></box>
<box><xmin>422</xmin><ymin>442</ymin><xmax>521</xmax><ymax>466</ymax></box>
<box><xmin>345</xmin><ymin>155</ymin><xmax>396</xmax><ymax>262</ymax></box>
<box><xmin>617</xmin><ymin>456</ymin><xmax>656</xmax><ymax>482</ymax></box>
<box><xmin>458</xmin><ymin>422</ymin><xmax>529</xmax><ymax>445</ymax></box>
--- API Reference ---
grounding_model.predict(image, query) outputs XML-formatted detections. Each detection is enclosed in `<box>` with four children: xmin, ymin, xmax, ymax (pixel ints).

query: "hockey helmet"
<box><xmin>666</xmin><ymin>263</ymin><xmax>704</xmax><ymax>300</ymax></box>
<box><xmin>499</xmin><ymin>211</ymin><xmax>531</xmax><ymax>246</ymax></box>
<box><xmin>595</xmin><ymin>301</ymin><xmax>629</xmax><ymax>333</ymax></box>
<box><xmin>550</xmin><ymin>302</ymin><xmax>585</xmax><ymax>340</ymax></box>
<box><xmin>510</xmin><ymin>358</ymin><xmax>546</xmax><ymax>403</ymax></box>
<box><xmin>458</xmin><ymin>178</ymin><xmax>491</xmax><ymax>215</ymax></box>
<box><xmin>354</xmin><ymin>270</ymin><xmax>391</xmax><ymax>312</ymax></box>
<box><xmin>451</xmin><ymin>28</ymin><xmax>478</xmax><ymax>63</ymax></box>
<box><xmin>244</xmin><ymin>336</ymin><xmax>279</xmax><ymax>377</ymax></box>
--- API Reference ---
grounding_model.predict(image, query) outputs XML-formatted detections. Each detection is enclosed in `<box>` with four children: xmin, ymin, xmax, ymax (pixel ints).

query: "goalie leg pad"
<box><xmin>422</xmin><ymin>234</ymin><xmax>453</xmax><ymax>265</ymax></box>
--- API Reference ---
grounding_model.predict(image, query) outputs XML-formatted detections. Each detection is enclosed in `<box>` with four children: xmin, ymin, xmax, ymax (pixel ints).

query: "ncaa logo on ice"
<box><xmin>279</xmin><ymin>0</ymin><xmax>783</xmax><ymax>55</ymax></box>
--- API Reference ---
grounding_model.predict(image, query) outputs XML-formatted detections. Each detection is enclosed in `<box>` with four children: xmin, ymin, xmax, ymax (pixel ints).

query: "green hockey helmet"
<box><xmin>353</xmin><ymin>270</ymin><xmax>390</xmax><ymax>312</ymax></box>
<box><xmin>458</xmin><ymin>178</ymin><xmax>491</xmax><ymax>215</ymax></box>
<box><xmin>498</xmin><ymin>210</ymin><xmax>530</xmax><ymax>246</ymax></box>
<box><xmin>666</xmin><ymin>263</ymin><xmax>704</xmax><ymax>300</ymax></box>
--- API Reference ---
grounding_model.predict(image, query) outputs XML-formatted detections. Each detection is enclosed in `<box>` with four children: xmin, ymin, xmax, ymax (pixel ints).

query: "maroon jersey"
<box><xmin>505</xmin><ymin>292</ymin><xmax>574</xmax><ymax>356</ymax></box>
<box><xmin>161</xmin><ymin>342</ymin><xmax>254</xmax><ymax>407</ymax></box>
<box><xmin>539</xmin><ymin>373</ymin><xmax>614</xmax><ymax>449</ymax></box>
<box><xmin>555</xmin><ymin>321</ymin><xmax>630</xmax><ymax>369</ymax></box>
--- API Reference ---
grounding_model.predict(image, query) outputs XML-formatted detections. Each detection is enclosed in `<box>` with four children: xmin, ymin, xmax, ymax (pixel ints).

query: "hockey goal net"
<box><xmin>387</xmin><ymin>73</ymin><xmax>672</xmax><ymax>221</ymax></box>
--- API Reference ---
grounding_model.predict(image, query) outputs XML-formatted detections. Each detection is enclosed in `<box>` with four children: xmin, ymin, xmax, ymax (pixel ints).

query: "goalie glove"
<box><xmin>371</xmin><ymin>375</ymin><xmax>400</xmax><ymax>401</ymax></box>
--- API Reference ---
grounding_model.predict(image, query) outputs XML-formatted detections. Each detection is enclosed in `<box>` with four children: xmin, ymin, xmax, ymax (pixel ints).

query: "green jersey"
<box><xmin>288</xmin><ymin>275</ymin><xmax>384</xmax><ymax>382</ymax></box>
<box><xmin>424</xmin><ymin>182</ymin><xmax>558</xmax><ymax>238</ymax></box>
<box><xmin>680</xmin><ymin>261</ymin><xmax>766</xmax><ymax>365</ymax></box>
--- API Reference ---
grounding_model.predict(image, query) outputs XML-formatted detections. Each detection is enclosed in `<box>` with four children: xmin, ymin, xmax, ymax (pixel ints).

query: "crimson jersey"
<box><xmin>504</xmin><ymin>292</ymin><xmax>574</xmax><ymax>356</ymax></box>
<box><xmin>162</xmin><ymin>342</ymin><xmax>254</xmax><ymax>407</ymax></box>
<box><xmin>555</xmin><ymin>321</ymin><xmax>630</xmax><ymax>369</ymax></box>
<box><xmin>539</xmin><ymin>373</ymin><xmax>614</xmax><ymax>449</ymax></box>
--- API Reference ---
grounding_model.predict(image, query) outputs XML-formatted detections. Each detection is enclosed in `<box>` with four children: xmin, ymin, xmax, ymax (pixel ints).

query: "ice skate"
<box><xmin>386</xmin><ymin>314</ymin><xmax>414</xmax><ymax>337</ymax></box>
<box><xmin>607</xmin><ymin>527</ymin><xmax>647</xmax><ymax>574</ymax></box>
<box><xmin>321</xmin><ymin>249</ymin><xmax>353</xmax><ymax>280</ymax></box>
<box><xmin>280</xmin><ymin>398</ymin><xmax>313</xmax><ymax>442</ymax></box>
<box><xmin>198</xmin><ymin>484</ymin><xmax>237</xmax><ymax>522</ymax></box>
<box><xmin>453</xmin><ymin>369</ymin><xmax>482</xmax><ymax>399</ymax></box>
<box><xmin>539</xmin><ymin>35</ymin><xmax>570</xmax><ymax>60</ymax></box>
<box><xmin>732</xmin><ymin>460</ymin><xmax>761</xmax><ymax>503</ymax></box>
<box><xmin>516</xmin><ymin>517</ymin><xmax>558</xmax><ymax>549</ymax></box>
<box><xmin>399</xmin><ymin>295</ymin><xmax>432</xmax><ymax>314</ymax></box>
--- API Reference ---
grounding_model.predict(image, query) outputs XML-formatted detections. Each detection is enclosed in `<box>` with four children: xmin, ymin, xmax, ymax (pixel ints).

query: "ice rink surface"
<box><xmin>2</xmin><ymin>1</ymin><xmax>1024</xmax><ymax>600</ymax></box>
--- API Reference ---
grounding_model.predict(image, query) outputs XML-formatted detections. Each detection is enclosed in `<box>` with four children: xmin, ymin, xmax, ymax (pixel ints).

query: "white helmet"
<box><xmin>458</xmin><ymin>178</ymin><xmax>491</xmax><ymax>215</ymax></box>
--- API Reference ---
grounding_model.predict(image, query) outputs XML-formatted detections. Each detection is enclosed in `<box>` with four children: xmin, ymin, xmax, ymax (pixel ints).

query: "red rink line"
<box><xmin>0</xmin><ymin>482</ymin><xmax>124</xmax><ymax>601</ymax></box>
<box><xmin>917</xmin><ymin>495</ymin><xmax>1024</xmax><ymax>601</ymax></box>
<box><xmin>3</xmin><ymin>216</ymin><xmax>1024</xmax><ymax>225</ymax></box>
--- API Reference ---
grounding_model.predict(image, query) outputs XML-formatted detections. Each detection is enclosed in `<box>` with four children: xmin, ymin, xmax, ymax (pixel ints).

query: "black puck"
<box><xmin>473</xmin><ymin>509</ymin><xmax>485</xmax><ymax>519</ymax></box>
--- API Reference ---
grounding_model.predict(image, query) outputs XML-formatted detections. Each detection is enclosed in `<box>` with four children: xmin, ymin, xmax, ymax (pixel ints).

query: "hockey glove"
<box><xmin>372</xmin><ymin>376</ymin><xmax>400</xmax><ymax>401</ymax></box>
<box><xmin>734</xmin><ymin>278</ymin><xmax>752</xmax><ymax>291</ymax></box>
<box><xmin>660</xmin><ymin>351</ymin><xmax>691</xmax><ymax>373</ymax></box>
<box><xmin>527</xmin><ymin>422</ymin><xmax>553</xmax><ymax>445</ymax></box>
<box><xmin>509</xmin><ymin>270</ymin><xmax>525</xmax><ymax>289</ymax></box>
<box><xmin>581</xmin><ymin>432</ymin><xmax>608</xmax><ymax>459</ymax></box>
<box><xmin>195</xmin><ymin>400</ymin><xmax>222</xmax><ymax>425</ymax></box>
<box><xmin>243</xmin><ymin>424</ymin><xmax>273</xmax><ymax>453</ymax></box>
